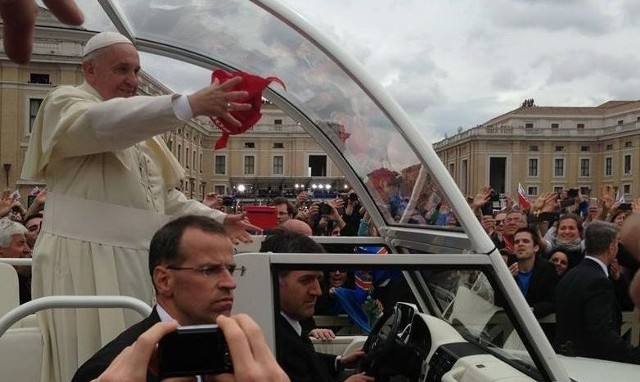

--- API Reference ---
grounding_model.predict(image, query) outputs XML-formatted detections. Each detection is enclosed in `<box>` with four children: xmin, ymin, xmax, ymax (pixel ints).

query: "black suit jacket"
<box><xmin>276</xmin><ymin>314</ymin><xmax>338</xmax><ymax>382</ymax></box>
<box><xmin>523</xmin><ymin>256</ymin><xmax>558</xmax><ymax>318</ymax></box>
<box><xmin>555</xmin><ymin>258</ymin><xmax>640</xmax><ymax>364</ymax></box>
<box><xmin>72</xmin><ymin>308</ymin><xmax>161</xmax><ymax>382</ymax></box>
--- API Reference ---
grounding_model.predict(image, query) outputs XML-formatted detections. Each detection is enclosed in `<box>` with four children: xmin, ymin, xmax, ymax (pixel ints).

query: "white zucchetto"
<box><xmin>83</xmin><ymin>32</ymin><xmax>133</xmax><ymax>56</ymax></box>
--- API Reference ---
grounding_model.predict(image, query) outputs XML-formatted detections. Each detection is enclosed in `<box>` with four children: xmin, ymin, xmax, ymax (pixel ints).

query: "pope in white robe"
<box><xmin>20</xmin><ymin>32</ymin><xmax>254</xmax><ymax>382</ymax></box>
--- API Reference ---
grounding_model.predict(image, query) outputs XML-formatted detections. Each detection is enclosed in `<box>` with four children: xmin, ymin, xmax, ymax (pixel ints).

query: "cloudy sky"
<box><xmin>271</xmin><ymin>0</ymin><xmax>640</xmax><ymax>142</ymax></box>
<box><xmin>84</xmin><ymin>0</ymin><xmax>640</xmax><ymax>143</ymax></box>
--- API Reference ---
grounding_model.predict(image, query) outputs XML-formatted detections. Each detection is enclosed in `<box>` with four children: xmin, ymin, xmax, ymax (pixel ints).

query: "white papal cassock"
<box><xmin>21</xmin><ymin>81</ymin><xmax>226</xmax><ymax>382</ymax></box>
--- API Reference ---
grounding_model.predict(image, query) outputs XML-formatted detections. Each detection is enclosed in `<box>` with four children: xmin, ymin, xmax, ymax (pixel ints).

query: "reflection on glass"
<box><xmin>274</xmin><ymin>264</ymin><xmax>540</xmax><ymax>380</ymax></box>
<box><xmin>81</xmin><ymin>1</ymin><xmax>459</xmax><ymax>231</ymax></box>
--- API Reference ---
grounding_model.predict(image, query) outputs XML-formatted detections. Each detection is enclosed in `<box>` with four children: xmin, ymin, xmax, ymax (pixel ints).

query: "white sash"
<box><xmin>41</xmin><ymin>192</ymin><xmax>171</xmax><ymax>250</ymax></box>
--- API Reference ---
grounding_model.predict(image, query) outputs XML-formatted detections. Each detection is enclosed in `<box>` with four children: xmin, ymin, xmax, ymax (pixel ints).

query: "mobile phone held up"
<box><xmin>158</xmin><ymin>324</ymin><xmax>232</xmax><ymax>378</ymax></box>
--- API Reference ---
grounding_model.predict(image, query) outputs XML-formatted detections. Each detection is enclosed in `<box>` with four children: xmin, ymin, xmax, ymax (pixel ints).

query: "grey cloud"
<box><xmin>620</xmin><ymin>0</ymin><xmax>640</xmax><ymax>26</ymax></box>
<box><xmin>538</xmin><ymin>50</ymin><xmax>640</xmax><ymax>85</ymax></box>
<box><xmin>491</xmin><ymin>67</ymin><xmax>522</xmax><ymax>90</ymax></box>
<box><xmin>484</xmin><ymin>0</ymin><xmax>615</xmax><ymax>36</ymax></box>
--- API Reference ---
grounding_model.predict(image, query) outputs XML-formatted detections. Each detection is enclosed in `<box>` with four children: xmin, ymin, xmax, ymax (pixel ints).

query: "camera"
<box><xmin>222</xmin><ymin>196</ymin><xmax>234</xmax><ymax>207</ymax></box>
<box><xmin>560</xmin><ymin>198</ymin><xmax>575</xmax><ymax>208</ymax></box>
<box><xmin>619</xmin><ymin>203</ymin><xmax>633</xmax><ymax>211</ymax></box>
<box><xmin>158</xmin><ymin>324</ymin><xmax>232</xmax><ymax>378</ymax></box>
<box><xmin>490</xmin><ymin>189</ymin><xmax>500</xmax><ymax>202</ymax></box>
<box><xmin>318</xmin><ymin>202</ymin><xmax>332</xmax><ymax>215</ymax></box>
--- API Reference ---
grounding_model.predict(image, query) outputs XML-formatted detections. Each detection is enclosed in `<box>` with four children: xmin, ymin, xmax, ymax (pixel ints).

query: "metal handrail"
<box><xmin>0</xmin><ymin>295</ymin><xmax>152</xmax><ymax>337</ymax></box>
<box><xmin>0</xmin><ymin>258</ymin><xmax>32</xmax><ymax>266</ymax></box>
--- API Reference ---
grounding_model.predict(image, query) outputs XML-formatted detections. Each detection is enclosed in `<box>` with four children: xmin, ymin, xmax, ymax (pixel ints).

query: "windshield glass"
<box><xmin>73</xmin><ymin>0</ymin><xmax>453</xmax><ymax>232</ymax></box>
<box><xmin>426</xmin><ymin>269</ymin><xmax>539</xmax><ymax>374</ymax></box>
<box><xmin>271</xmin><ymin>261</ymin><xmax>542</xmax><ymax>379</ymax></box>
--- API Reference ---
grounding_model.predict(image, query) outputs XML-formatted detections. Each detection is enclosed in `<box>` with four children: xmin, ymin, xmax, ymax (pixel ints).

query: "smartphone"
<box><xmin>619</xmin><ymin>203</ymin><xmax>633</xmax><ymax>211</ymax></box>
<box><xmin>158</xmin><ymin>324</ymin><xmax>232</xmax><ymax>378</ymax></box>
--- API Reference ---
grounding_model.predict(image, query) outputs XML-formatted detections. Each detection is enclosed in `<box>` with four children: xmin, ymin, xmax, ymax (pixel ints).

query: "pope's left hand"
<box><xmin>223</xmin><ymin>213</ymin><xmax>262</xmax><ymax>244</ymax></box>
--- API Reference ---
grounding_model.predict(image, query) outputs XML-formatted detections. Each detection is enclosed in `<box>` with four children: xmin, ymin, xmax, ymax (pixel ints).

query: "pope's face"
<box><xmin>84</xmin><ymin>43</ymin><xmax>140</xmax><ymax>100</ymax></box>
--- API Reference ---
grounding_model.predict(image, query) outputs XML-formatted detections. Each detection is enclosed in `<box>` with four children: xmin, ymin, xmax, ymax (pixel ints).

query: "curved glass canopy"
<box><xmin>71</xmin><ymin>0</ymin><xmax>492</xmax><ymax>253</ymax></box>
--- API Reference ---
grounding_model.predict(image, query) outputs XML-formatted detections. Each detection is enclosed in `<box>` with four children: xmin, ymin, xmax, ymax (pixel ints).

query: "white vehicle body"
<box><xmin>0</xmin><ymin>1</ymin><xmax>638</xmax><ymax>381</ymax></box>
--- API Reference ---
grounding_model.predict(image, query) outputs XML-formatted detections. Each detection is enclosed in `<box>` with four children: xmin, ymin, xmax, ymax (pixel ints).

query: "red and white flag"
<box><xmin>517</xmin><ymin>183</ymin><xmax>531</xmax><ymax>210</ymax></box>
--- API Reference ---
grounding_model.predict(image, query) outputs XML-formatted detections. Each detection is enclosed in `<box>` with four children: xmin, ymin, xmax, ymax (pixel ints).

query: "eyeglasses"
<box><xmin>167</xmin><ymin>263</ymin><xmax>247</xmax><ymax>278</ymax></box>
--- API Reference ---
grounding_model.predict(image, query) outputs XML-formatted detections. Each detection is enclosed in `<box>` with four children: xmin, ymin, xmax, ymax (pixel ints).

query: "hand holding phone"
<box><xmin>158</xmin><ymin>324</ymin><xmax>232</xmax><ymax>378</ymax></box>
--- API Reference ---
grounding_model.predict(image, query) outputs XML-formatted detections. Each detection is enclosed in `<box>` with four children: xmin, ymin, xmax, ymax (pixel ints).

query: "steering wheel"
<box><xmin>357</xmin><ymin>309</ymin><xmax>424</xmax><ymax>381</ymax></box>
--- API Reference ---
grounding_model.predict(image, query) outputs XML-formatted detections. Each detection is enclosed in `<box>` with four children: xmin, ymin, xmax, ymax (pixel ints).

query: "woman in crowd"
<box><xmin>543</xmin><ymin>214</ymin><xmax>584</xmax><ymax>270</ymax></box>
<box><xmin>549</xmin><ymin>251</ymin><xmax>569</xmax><ymax>277</ymax></box>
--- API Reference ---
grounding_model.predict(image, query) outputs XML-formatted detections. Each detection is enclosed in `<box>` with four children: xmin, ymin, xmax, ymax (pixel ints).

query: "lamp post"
<box><xmin>3</xmin><ymin>163</ymin><xmax>11</xmax><ymax>187</ymax></box>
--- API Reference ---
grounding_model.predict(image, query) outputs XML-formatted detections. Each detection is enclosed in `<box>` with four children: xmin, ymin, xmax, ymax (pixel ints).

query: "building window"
<box><xmin>273</xmin><ymin>142</ymin><xmax>284</xmax><ymax>149</ymax></box>
<box><xmin>244</xmin><ymin>142</ymin><xmax>255</xmax><ymax>149</ymax></box>
<box><xmin>624</xmin><ymin>184</ymin><xmax>631</xmax><ymax>195</ymax></box>
<box><xmin>618</xmin><ymin>120</ymin><xmax>624</xmax><ymax>125</ymax></box>
<box><xmin>625</xmin><ymin>141</ymin><xmax>632</xmax><ymax>148</ymax></box>
<box><xmin>274</xmin><ymin>119</ymin><xmax>282</xmax><ymax>125</ymax></box>
<box><xmin>606</xmin><ymin>144</ymin><xmax>613</xmax><ymax>150</ymax></box>
<box><xmin>554</xmin><ymin>158</ymin><xmax>564</xmax><ymax>177</ymax></box>
<box><xmin>580</xmin><ymin>146</ymin><xmax>590</xmax><ymax>152</ymax></box>
<box><xmin>185</xmin><ymin>148</ymin><xmax>189</xmax><ymax>168</ymax></box>
<box><xmin>551</xmin><ymin>123</ymin><xmax>559</xmax><ymax>129</ymax></box>
<box><xmin>274</xmin><ymin>119</ymin><xmax>283</xmax><ymax>132</ymax></box>
<box><xmin>527</xmin><ymin>186</ymin><xmax>538</xmax><ymax>196</ymax></box>
<box><xmin>528</xmin><ymin>158</ymin><xmax>538</xmax><ymax>177</ymax></box>
<box><xmin>214</xmin><ymin>155</ymin><xmax>226</xmax><ymax>175</ymax></box>
<box><xmin>273</xmin><ymin>155</ymin><xmax>284</xmax><ymax>175</ymax></box>
<box><xmin>577</xmin><ymin>123</ymin><xmax>585</xmax><ymax>129</ymax></box>
<box><xmin>29</xmin><ymin>73</ymin><xmax>50</xmax><ymax>84</ymax></box>
<box><xmin>214</xmin><ymin>185</ymin><xmax>225</xmax><ymax>195</ymax></box>
<box><xmin>177</xmin><ymin>144</ymin><xmax>181</xmax><ymax>161</ymax></box>
<box><xmin>28</xmin><ymin>98</ymin><xmax>43</xmax><ymax>134</ymax></box>
<box><xmin>528</xmin><ymin>145</ymin><xmax>539</xmax><ymax>151</ymax></box>
<box><xmin>199</xmin><ymin>153</ymin><xmax>203</xmax><ymax>173</ymax></box>
<box><xmin>580</xmin><ymin>158</ymin><xmax>590</xmax><ymax>177</ymax></box>
<box><xmin>192</xmin><ymin>151</ymin><xmax>196</xmax><ymax>171</ymax></box>
<box><xmin>553</xmin><ymin>186</ymin><xmax>564</xmax><ymax>193</ymax></box>
<box><xmin>624</xmin><ymin>154</ymin><xmax>632</xmax><ymax>174</ymax></box>
<box><xmin>244</xmin><ymin>155</ymin><xmax>255</xmax><ymax>175</ymax></box>
<box><xmin>555</xmin><ymin>145</ymin><xmax>564</xmax><ymax>152</ymax></box>
<box><xmin>605</xmin><ymin>157</ymin><xmax>612</xmax><ymax>176</ymax></box>
<box><xmin>525</xmin><ymin>123</ymin><xmax>534</xmax><ymax>129</ymax></box>
<box><xmin>449</xmin><ymin>163</ymin><xmax>455</xmax><ymax>176</ymax></box>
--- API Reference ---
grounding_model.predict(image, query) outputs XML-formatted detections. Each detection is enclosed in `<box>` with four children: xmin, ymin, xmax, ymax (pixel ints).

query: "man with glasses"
<box><xmin>73</xmin><ymin>215</ymin><xmax>244</xmax><ymax>381</ymax></box>
<box><xmin>500</xmin><ymin>210</ymin><xmax>528</xmax><ymax>253</ymax></box>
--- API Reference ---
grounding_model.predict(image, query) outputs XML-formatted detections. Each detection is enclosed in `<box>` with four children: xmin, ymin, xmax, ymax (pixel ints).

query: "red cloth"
<box><xmin>210</xmin><ymin>69</ymin><xmax>285</xmax><ymax>150</ymax></box>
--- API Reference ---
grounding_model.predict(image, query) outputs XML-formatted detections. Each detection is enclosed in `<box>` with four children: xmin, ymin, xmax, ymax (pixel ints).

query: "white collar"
<box><xmin>156</xmin><ymin>304</ymin><xmax>175</xmax><ymax>323</ymax></box>
<box><xmin>585</xmin><ymin>255</ymin><xmax>609</xmax><ymax>277</ymax></box>
<box><xmin>280</xmin><ymin>311</ymin><xmax>302</xmax><ymax>336</ymax></box>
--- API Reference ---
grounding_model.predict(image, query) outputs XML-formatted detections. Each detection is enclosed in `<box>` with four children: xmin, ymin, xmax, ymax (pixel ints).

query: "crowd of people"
<box><xmin>472</xmin><ymin>185</ymin><xmax>640</xmax><ymax>363</ymax></box>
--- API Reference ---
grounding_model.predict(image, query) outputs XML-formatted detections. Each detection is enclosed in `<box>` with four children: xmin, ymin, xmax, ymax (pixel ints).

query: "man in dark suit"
<box><xmin>270</xmin><ymin>230</ymin><xmax>373</xmax><ymax>382</ymax></box>
<box><xmin>73</xmin><ymin>215</ymin><xmax>239</xmax><ymax>381</ymax></box>
<box><xmin>555</xmin><ymin>221</ymin><xmax>640</xmax><ymax>364</ymax></box>
<box><xmin>509</xmin><ymin>227</ymin><xmax>558</xmax><ymax>318</ymax></box>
